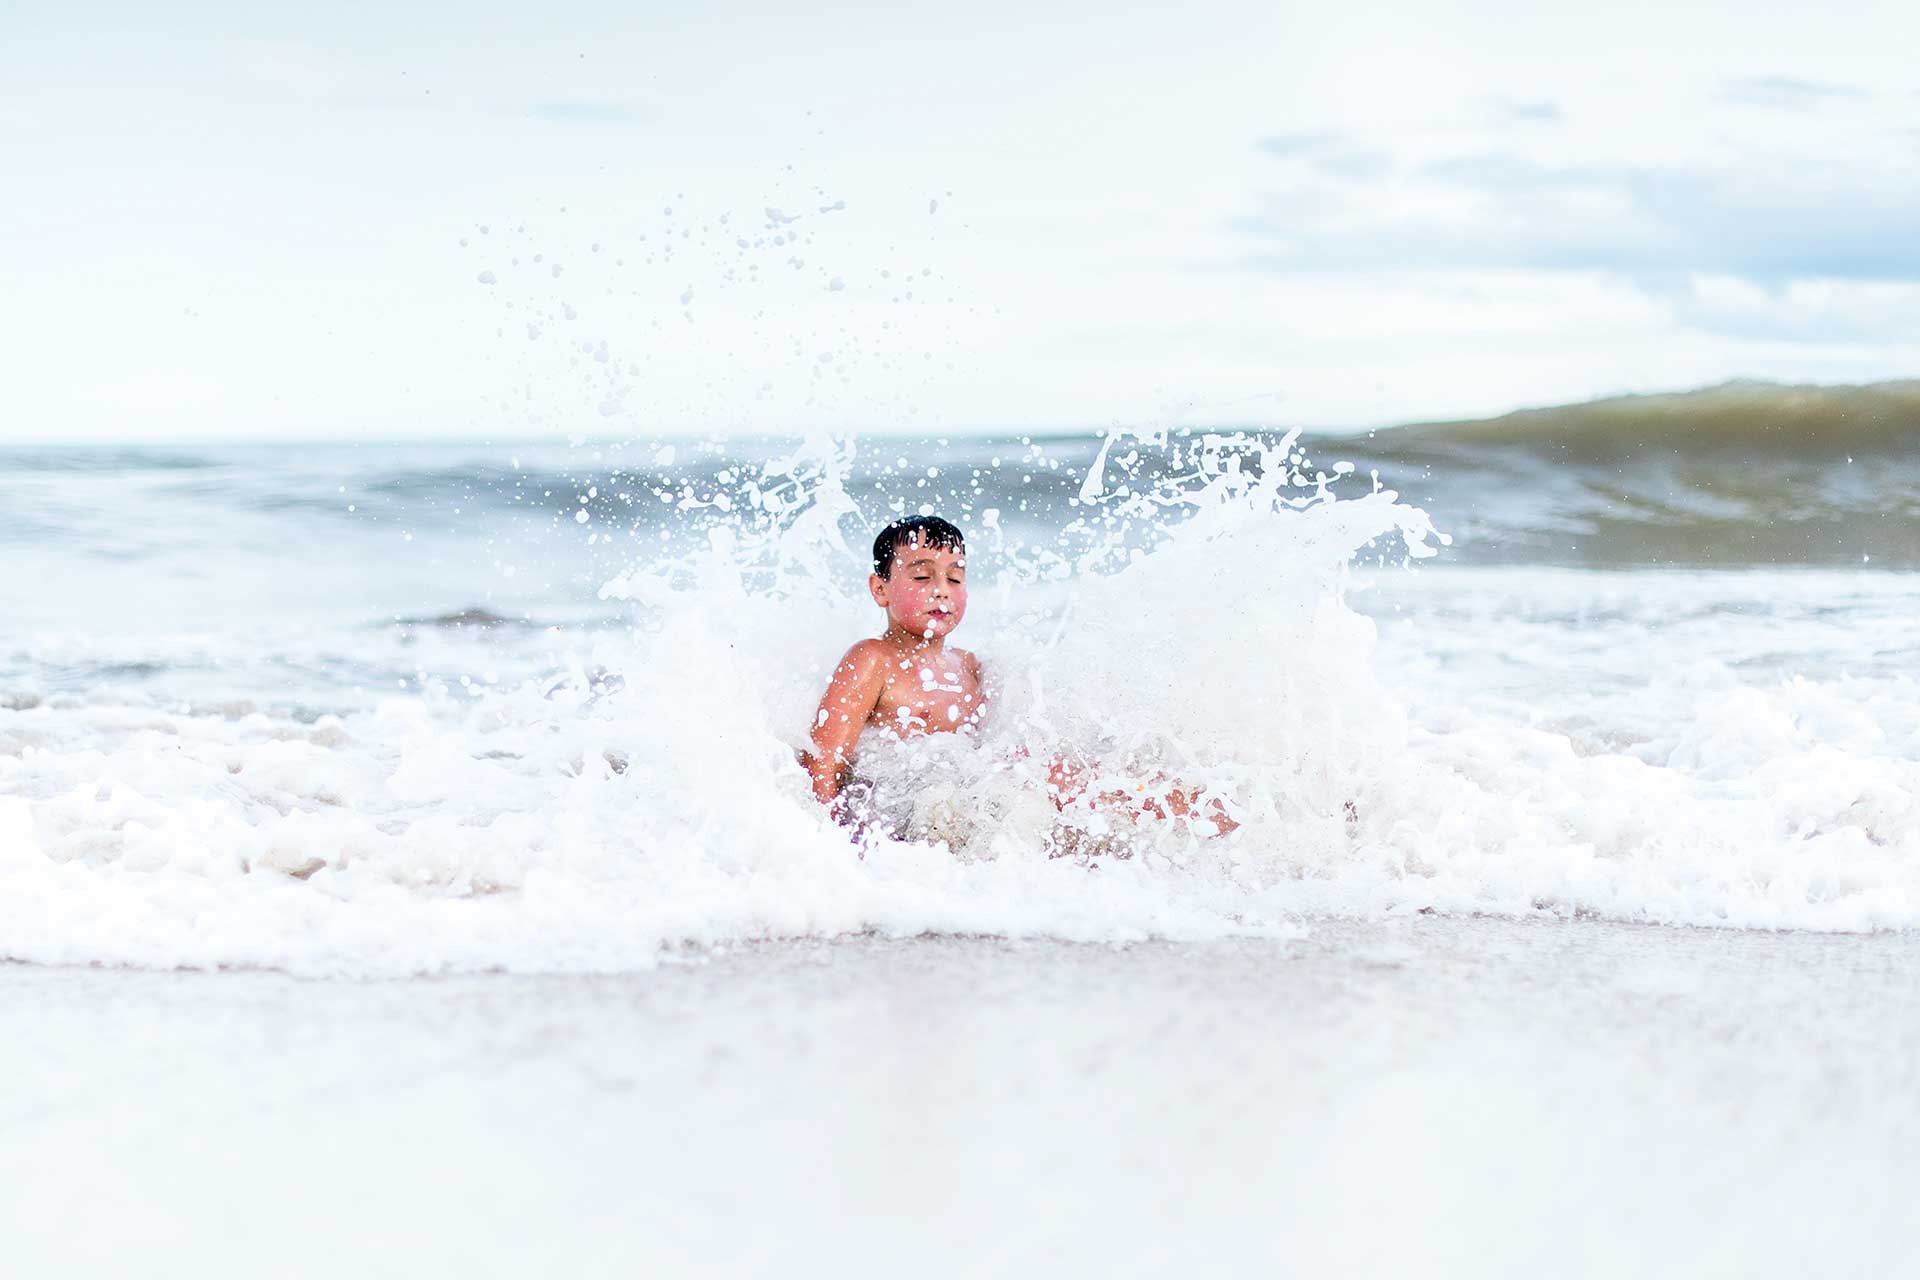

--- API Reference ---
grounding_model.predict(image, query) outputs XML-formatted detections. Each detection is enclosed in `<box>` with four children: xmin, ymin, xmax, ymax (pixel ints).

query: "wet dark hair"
<box><xmin>872</xmin><ymin>515</ymin><xmax>965</xmax><ymax>579</ymax></box>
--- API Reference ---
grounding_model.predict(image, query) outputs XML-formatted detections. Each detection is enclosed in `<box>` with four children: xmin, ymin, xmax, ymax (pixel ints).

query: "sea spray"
<box><xmin>7</xmin><ymin>430</ymin><xmax>1920</xmax><ymax>974</ymax></box>
<box><xmin>597</xmin><ymin>426</ymin><xmax>1447</xmax><ymax>869</ymax></box>
<box><xmin>0</xmin><ymin>429</ymin><xmax>1440</xmax><ymax>972</ymax></box>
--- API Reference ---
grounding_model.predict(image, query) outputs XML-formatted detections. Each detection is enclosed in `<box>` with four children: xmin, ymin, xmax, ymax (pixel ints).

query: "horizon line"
<box><xmin>4</xmin><ymin>374</ymin><xmax>1911</xmax><ymax>450</ymax></box>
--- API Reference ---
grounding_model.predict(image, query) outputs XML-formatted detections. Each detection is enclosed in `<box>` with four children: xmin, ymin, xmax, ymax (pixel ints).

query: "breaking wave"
<box><xmin>1341</xmin><ymin>380</ymin><xmax>1920</xmax><ymax>568</ymax></box>
<box><xmin>5</xmin><ymin>421</ymin><xmax>1920</xmax><ymax>975</ymax></box>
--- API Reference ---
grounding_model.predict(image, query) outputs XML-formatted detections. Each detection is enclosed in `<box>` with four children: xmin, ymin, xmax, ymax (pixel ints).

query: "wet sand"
<box><xmin>5</xmin><ymin>916</ymin><xmax>1918</xmax><ymax>1277</ymax></box>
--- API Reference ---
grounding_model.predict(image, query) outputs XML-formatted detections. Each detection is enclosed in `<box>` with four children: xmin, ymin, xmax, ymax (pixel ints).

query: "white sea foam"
<box><xmin>3</xmin><ymin>433</ymin><xmax>1918</xmax><ymax>973</ymax></box>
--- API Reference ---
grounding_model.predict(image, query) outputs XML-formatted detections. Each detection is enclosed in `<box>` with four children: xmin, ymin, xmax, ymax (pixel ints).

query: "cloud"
<box><xmin>1720</xmin><ymin>75</ymin><xmax>1871</xmax><ymax>108</ymax></box>
<box><xmin>1256</xmin><ymin>132</ymin><xmax>1340</xmax><ymax>157</ymax></box>
<box><xmin>232</xmin><ymin>38</ymin><xmax>350</xmax><ymax>96</ymax></box>
<box><xmin>1502</xmin><ymin>100</ymin><xmax>1561</xmax><ymax>122</ymax></box>
<box><xmin>1254</xmin><ymin>131</ymin><xmax>1394</xmax><ymax>179</ymax></box>
<box><xmin>1239</xmin><ymin>144</ymin><xmax>1920</xmax><ymax>289</ymax></box>
<box><xmin>526</xmin><ymin>100</ymin><xmax>647</xmax><ymax>124</ymax></box>
<box><xmin>1675</xmin><ymin>276</ymin><xmax>1920</xmax><ymax>343</ymax></box>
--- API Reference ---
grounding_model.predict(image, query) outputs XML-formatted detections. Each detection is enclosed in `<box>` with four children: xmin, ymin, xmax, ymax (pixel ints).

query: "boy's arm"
<box><xmin>804</xmin><ymin>642</ymin><xmax>888</xmax><ymax>805</ymax></box>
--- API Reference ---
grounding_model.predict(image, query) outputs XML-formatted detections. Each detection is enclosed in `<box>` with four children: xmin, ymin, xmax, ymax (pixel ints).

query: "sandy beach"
<box><xmin>7</xmin><ymin>915</ymin><xmax>1917</xmax><ymax>1278</ymax></box>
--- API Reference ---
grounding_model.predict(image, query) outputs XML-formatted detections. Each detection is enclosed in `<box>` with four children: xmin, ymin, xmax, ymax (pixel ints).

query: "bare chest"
<box><xmin>871</xmin><ymin>652</ymin><xmax>985</xmax><ymax>736</ymax></box>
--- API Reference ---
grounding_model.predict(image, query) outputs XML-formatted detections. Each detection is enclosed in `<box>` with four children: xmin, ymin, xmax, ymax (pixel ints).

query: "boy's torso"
<box><xmin>869</xmin><ymin>644</ymin><xmax>985</xmax><ymax>738</ymax></box>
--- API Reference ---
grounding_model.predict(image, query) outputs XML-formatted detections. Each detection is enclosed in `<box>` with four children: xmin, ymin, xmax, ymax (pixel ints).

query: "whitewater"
<box><xmin>4</xmin><ymin>416</ymin><xmax>1918</xmax><ymax>976</ymax></box>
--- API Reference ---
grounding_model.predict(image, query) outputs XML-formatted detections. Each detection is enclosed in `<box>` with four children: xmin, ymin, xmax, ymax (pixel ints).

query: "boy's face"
<box><xmin>870</xmin><ymin>542</ymin><xmax>968</xmax><ymax>640</ymax></box>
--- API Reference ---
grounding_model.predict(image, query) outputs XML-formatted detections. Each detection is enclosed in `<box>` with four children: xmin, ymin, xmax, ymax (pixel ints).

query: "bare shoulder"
<box><xmin>817</xmin><ymin>640</ymin><xmax>891</xmax><ymax>727</ymax></box>
<box><xmin>956</xmin><ymin>647</ymin><xmax>985</xmax><ymax>680</ymax></box>
<box><xmin>825</xmin><ymin>639</ymin><xmax>895</xmax><ymax>698</ymax></box>
<box><xmin>837</xmin><ymin>638</ymin><xmax>890</xmax><ymax>673</ymax></box>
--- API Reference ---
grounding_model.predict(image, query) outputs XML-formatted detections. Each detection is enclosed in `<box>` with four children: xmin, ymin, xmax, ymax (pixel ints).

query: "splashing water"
<box><xmin>0</xmin><ymin>430</ymin><xmax>1445</xmax><ymax>973</ymax></box>
<box><xmin>602</xmin><ymin>428</ymin><xmax>1442</xmax><ymax>873</ymax></box>
<box><xmin>7</xmin><ymin>424</ymin><xmax>1920</xmax><ymax>975</ymax></box>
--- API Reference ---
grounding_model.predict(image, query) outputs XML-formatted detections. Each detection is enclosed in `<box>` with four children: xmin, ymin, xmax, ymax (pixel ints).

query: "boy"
<box><xmin>803</xmin><ymin>516</ymin><xmax>986</xmax><ymax>811</ymax></box>
<box><xmin>804</xmin><ymin>514</ymin><xmax>1241</xmax><ymax>840</ymax></box>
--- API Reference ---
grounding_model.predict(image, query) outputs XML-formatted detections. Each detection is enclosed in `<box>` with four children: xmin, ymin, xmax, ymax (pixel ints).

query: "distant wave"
<box><xmin>1382</xmin><ymin>379</ymin><xmax>1920</xmax><ymax>458</ymax></box>
<box><xmin>5</xmin><ymin>379</ymin><xmax>1917</xmax><ymax>569</ymax></box>
<box><xmin>0</xmin><ymin>448</ymin><xmax>222</xmax><ymax>472</ymax></box>
<box><xmin>1337</xmin><ymin>380</ymin><xmax>1920</xmax><ymax>568</ymax></box>
<box><xmin>392</xmin><ymin>607</ymin><xmax>531</xmax><ymax>629</ymax></box>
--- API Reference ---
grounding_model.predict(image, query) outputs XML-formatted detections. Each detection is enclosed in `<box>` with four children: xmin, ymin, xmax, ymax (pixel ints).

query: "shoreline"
<box><xmin>5</xmin><ymin>904</ymin><xmax>1917</xmax><ymax>980</ymax></box>
<box><xmin>6</xmin><ymin>916</ymin><xmax>1917</xmax><ymax>1276</ymax></box>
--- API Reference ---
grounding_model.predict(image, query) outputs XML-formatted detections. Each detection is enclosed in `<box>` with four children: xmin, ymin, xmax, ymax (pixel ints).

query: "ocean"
<box><xmin>5</xmin><ymin>381</ymin><xmax>1918</xmax><ymax>972</ymax></box>
<box><xmin>6</xmin><ymin>385</ymin><xmax>1920</xmax><ymax>1275</ymax></box>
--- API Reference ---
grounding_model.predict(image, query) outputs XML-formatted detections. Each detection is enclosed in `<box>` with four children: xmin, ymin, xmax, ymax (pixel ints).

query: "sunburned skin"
<box><xmin>803</xmin><ymin>520</ymin><xmax>1242</xmax><ymax>840</ymax></box>
<box><xmin>804</xmin><ymin>540</ymin><xmax>985</xmax><ymax>807</ymax></box>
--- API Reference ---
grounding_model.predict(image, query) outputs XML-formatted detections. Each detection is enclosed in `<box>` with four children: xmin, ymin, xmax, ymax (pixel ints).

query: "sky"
<box><xmin>3</xmin><ymin>0</ymin><xmax>1918</xmax><ymax>443</ymax></box>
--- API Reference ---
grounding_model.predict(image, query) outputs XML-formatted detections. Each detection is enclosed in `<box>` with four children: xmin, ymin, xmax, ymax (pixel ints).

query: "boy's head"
<box><xmin>871</xmin><ymin>516</ymin><xmax>965</xmax><ymax>580</ymax></box>
<box><xmin>869</xmin><ymin>516</ymin><xmax>968</xmax><ymax>641</ymax></box>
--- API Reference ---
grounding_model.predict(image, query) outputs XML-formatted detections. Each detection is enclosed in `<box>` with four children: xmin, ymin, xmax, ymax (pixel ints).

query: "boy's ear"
<box><xmin>868</xmin><ymin>573</ymin><xmax>890</xmax><ymax>607</ymax></box>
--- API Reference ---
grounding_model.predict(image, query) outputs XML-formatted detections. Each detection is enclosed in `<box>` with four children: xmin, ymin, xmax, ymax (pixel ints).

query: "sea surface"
<box><xmin>3</xmin><ymin>382</ymin><xmax>1919</xmax><ymax>973</ymax></box>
